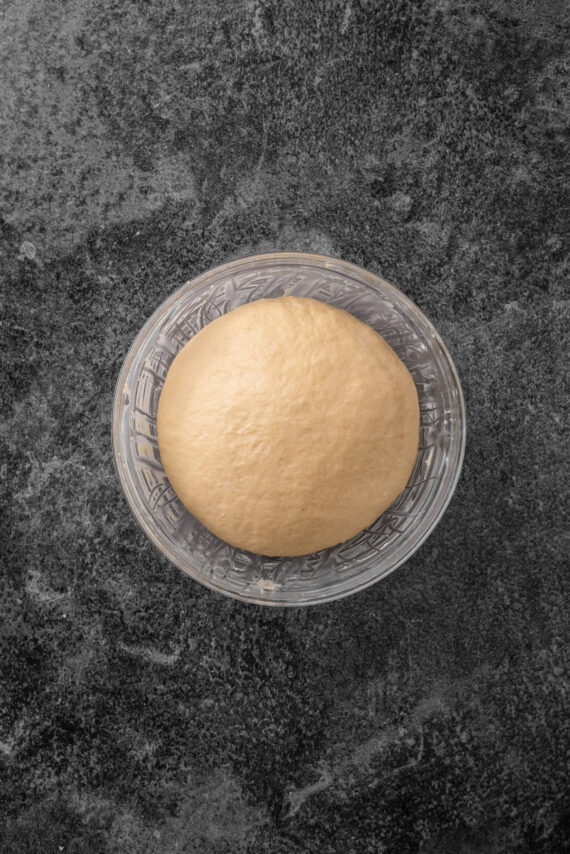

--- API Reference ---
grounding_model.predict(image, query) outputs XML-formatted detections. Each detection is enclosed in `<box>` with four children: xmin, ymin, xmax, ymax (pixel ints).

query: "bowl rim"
<box><xmin>112</xmin><ymin>251</ymin><xmax>466</xmax><ymax>606</ymax></box>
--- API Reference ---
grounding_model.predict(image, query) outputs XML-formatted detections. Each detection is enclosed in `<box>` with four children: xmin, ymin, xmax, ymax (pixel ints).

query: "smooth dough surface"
<box><xmin>157</xmin><ymin>296</ymin><xmax>419</xmax><ymax>556</ymax></box>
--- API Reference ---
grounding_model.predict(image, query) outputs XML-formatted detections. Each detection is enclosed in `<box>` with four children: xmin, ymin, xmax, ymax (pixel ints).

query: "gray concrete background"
<box><xmin>1</xmin><ymin>0</ymin><xmax>569</xmax><ymax>851</ymax></box>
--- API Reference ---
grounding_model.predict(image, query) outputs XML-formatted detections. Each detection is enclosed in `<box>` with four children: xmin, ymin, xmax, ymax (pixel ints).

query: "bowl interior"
<box><xmin>113</xmin><ymin>253</ymin><xmax>465</xmax><ymax>605</ymax></box>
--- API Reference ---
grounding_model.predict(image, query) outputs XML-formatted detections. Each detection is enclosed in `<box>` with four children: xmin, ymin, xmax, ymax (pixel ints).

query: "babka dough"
<box><xmin>157</xmin><ymin>296</ymin><xmax>419</xmax><ymax>556</ymax></box>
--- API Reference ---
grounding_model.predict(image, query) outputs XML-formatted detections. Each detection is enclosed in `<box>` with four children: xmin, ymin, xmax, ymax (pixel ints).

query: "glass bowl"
<box><xmin>112</xmin><ymin>252</ymin><xmax>465</xmax><ymax>606</ymax></box>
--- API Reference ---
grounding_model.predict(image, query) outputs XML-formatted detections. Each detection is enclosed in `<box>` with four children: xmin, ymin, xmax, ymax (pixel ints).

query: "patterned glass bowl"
<box><xmin>112</xmin><ymin>252</ymin><xmax>465</xmax><ymax>606</ymax></box>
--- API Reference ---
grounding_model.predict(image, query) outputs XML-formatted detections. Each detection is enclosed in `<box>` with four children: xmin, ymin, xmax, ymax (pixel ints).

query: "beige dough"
<box><xmin>157</xmin><ymin>296</ymin><xmax>419</xmax><ymax>556</ymax></box>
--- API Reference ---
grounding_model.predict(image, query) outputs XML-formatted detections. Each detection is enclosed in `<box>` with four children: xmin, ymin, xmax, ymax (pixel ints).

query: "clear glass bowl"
<box><xmin>112</xmin><ymin>252</ymin><xmax>465</xmax><ymax>606</ymax></box>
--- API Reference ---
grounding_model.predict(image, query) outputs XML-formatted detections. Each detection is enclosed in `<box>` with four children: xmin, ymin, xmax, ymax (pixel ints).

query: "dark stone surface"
<box><xmin>1</xmin><ymin>0</ymin><xmax>569</xmax><ymax>851</ymax></box>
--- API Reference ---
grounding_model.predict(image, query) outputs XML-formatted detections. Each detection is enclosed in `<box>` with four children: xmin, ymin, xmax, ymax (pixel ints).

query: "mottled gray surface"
<box><xmin>1</xmin><ymin>0</ymin><xmax>569</xmax><ymax>851</ymax></box>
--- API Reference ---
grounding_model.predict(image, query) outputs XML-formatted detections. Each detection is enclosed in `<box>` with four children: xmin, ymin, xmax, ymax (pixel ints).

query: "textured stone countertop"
<box><xmin>2</xmin><ymin>1</ymin><xmax>569</xmax><ymax>852</ymax></box>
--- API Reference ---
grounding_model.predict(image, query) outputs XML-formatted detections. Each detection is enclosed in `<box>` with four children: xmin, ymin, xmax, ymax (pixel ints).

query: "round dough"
<box><xmin>157</xmin><ymin>296</ymin><xmax>419</xmax><ymax>556</ymax></box>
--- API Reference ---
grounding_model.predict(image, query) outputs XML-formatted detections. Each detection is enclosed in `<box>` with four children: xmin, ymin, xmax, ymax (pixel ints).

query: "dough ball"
<box><xmin>157</xmin><ymin>296</ymin><xmax>419</xmax><ymax>556</ymax></box>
